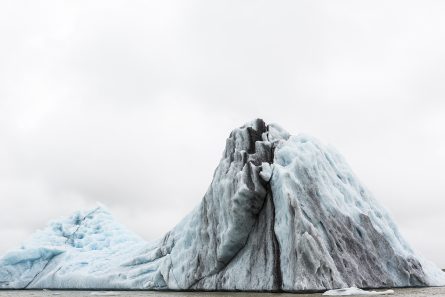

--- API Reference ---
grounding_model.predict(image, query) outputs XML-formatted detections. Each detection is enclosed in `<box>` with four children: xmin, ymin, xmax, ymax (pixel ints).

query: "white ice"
<box><xmin>270</xmin><ymin>134</ymin><xmax>445</xmax><ymax>289</ymax></box>
<box><xmin>0</xmin><ymin>205</ymin><xmax>150</xmax><ymax>289</ymax></box>
<box><xmin>323</xmin><ymin>287</ymin><xmax>394</xmax><ymax>295</ymax></box>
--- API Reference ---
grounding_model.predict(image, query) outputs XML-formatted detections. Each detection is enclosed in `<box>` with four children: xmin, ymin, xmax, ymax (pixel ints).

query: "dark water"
<box><xmin>1</xmin><ymin>287</ymin><xmax>445</xmax><ymax>297</ymax></box>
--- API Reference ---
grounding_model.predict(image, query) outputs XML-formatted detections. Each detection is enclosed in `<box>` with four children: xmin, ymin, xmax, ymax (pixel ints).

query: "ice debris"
<box><xmin>323</xmin><ymin>286</ymin><xmax>394</xmax><ymax>295</ymax></box>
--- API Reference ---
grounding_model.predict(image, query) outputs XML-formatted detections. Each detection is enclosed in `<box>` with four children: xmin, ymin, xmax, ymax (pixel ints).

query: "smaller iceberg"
<box><xmin>0</xmin><ymin>206</ymin><xmax>149</xmax><ymax>289</ymax></box>
<box><xmin>323</xmin><ymin>287</ymin><xmax>394</xmax><ymax>295</ymax></box>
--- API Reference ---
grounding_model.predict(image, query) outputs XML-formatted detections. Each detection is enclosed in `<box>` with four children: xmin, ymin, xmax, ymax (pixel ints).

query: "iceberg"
<box><xmin>1</xmin><ymin>119</ymin><xmax>444</xmax><ymax>291</ymax></box>
<box><xmin>323</xmin><ymin>287</ymin><xmax>394</xmax><ymax>295</ymax></box>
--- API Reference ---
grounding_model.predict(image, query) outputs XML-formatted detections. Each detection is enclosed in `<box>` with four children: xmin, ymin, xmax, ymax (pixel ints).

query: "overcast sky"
<box><xmin>1</xmin><ymin>1</ymin><xmax>444</xmax><ymax>268</ymax></box>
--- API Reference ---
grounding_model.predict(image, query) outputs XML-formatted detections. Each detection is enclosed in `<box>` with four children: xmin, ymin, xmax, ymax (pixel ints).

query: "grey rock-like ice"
<box><xmin>1</xmin><ymin>119</ymin><xmax>444</xmax><ymax>291</ymax></box>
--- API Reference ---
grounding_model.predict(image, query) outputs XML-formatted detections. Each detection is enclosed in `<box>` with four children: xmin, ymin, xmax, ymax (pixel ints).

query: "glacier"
<box><xmin>1</xmin><ymin>119</ymin><xmax>444</xmax><ymax>292</ymax></box>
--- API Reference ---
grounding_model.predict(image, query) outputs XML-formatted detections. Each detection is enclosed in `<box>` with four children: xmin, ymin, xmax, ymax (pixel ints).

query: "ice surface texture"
<box><xmin>1</xmin><ymin>119</ymin><xmax>444</xmax><ymax>291</ymax></box>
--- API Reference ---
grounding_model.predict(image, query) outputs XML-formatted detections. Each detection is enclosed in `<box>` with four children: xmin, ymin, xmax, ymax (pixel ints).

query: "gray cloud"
<box><xmin>0</xmin><ymin>0</ymin><xmax>444</xmax><ymax>268</ymax></box>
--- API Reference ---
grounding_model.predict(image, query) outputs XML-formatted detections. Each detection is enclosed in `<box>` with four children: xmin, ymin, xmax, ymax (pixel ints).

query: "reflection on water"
<box><xmin>0</xmin><ymin>287</ymin><xmax>445</xmax><ymax>297</ymax></box>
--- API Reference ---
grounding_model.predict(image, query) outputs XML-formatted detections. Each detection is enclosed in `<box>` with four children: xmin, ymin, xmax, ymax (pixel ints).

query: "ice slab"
<box><xmin>323</xmin><ymin>286</ymin><xmax>394</xmax><ymax>295</ymax></box>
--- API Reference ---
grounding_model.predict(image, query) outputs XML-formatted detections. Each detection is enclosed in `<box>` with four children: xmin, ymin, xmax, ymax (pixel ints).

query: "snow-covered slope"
<box><xmin>1</xmin><ymin>119</ymin><xmax>444</xmax><ymax>291</ymax></box>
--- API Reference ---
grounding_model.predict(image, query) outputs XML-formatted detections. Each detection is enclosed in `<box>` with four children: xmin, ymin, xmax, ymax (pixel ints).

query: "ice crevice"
<box><xmin>266</xmin><ymin>169</ymin><xmax>283</xmax><ymax>290</ymax></box>
<box><xmin>63</xmin><ymin>207</ymin><xmax>102</xmax><ymax>246</ymax></box>
<box><xmin>23</xmin><ymin>253</ymin><xmax>61</xmax><ymax>289</ymax></box>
